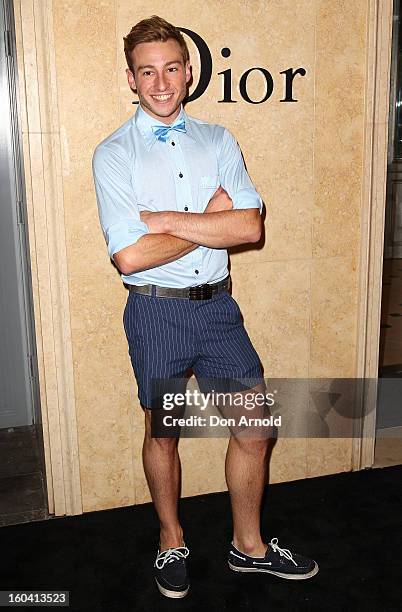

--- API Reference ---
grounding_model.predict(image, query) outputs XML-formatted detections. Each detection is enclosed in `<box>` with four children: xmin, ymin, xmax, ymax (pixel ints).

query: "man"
<box><xmin>92</xmin><ymin>15</ymin><xmax>318</xmax><ymax>600</ymax></box>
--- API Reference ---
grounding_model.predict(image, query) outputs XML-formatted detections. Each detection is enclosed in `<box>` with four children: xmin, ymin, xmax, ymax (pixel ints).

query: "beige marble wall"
<box><xmin>17</xmin><ymin>0</ymin><xmax>373</xmax><ymax>511</ymax></box>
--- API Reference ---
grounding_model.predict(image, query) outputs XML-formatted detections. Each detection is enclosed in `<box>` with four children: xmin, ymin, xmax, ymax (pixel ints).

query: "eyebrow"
<box><xmin>137</xmin><ymin>60</ymin><xmax>182</xmax><ymax>71</ymax></box>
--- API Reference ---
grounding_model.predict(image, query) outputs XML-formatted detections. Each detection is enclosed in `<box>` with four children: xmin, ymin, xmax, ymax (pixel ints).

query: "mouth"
<box><xmin>151</xmin><ymin>93</ymin><xmax>174</xmax><ymax>102</ymax></box>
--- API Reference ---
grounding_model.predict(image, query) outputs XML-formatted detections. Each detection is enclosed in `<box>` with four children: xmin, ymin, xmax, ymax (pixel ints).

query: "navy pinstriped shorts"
<box><xmin>123</xmin><ymin>288</ymin><xmax>263</xmax><ymax>410</ymax></box>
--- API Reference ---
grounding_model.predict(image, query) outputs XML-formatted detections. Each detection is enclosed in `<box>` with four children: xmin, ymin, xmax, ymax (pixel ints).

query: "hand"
<box><xmin>205</xmin><ymin>186</ymin><xmax>233</xmax><ymax>213</ymax></box>
<box><xmin>140</xmin><ymin>210</ymin><xmax>167</xmax><ymax>234</ymax></box>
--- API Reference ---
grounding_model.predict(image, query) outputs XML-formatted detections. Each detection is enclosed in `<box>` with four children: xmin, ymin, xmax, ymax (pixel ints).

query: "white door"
<box><xmin>0</xmin><ymin>0</ymin><xmax>39</xmax><ymax>428</ymax></box>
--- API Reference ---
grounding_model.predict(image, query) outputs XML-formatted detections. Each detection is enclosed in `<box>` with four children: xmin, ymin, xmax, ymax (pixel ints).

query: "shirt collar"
<box><xmin>134</xmin><ymin>104</ymin><xmax>192</xmax><ymax>149</ymax></box>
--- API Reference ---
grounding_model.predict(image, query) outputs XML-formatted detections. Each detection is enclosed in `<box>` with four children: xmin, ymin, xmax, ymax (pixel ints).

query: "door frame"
<box><xmin>353</xmin><ymin>0</ymin><xmax>394</xmax><ymax>470</ymax></box>
<box><xmin>12</xmin><ymin>0</ymin><xmax>82</xmax><ymax>516</ymax></box>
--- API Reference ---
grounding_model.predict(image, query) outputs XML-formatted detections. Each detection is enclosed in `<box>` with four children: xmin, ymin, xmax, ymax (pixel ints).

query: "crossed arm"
<box><xmin>113</xmin><ymin>190</ymin><xmax>262</xmax><ymax>276</ymax></box>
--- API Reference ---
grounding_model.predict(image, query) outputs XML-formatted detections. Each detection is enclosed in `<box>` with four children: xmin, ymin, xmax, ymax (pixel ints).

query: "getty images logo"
<box><xmin>133</xmin><ymin>28</ymin><xmax>307</xmax><ymax>105</ymax></box>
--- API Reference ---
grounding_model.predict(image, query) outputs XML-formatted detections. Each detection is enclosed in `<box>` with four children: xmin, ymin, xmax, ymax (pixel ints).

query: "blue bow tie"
<box><xmin>152</xmin><ymin>120</ymin><xmax>186</xmax><ymax>142</ymax></box>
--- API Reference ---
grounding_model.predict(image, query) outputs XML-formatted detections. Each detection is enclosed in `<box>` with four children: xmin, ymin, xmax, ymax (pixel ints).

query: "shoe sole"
<box><xmin>155</xmin><ymin>578</ymin><xmax>189</xmax><ymax>598</ymax></box>
<box><xmin>228</xmin><ymin>560</ymin><xmax>319</xmax><ymax>580</ymax></box>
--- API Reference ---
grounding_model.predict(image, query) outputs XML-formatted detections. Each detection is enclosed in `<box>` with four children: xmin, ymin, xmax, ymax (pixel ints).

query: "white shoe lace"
<box><xmin>155</xmin><ymin>545</ymin><xmax>190</xmax><ymax>570</ymax></box>
<box><xmin>269</xmin><ymin>537</ymin><xmax>298</xmax><ymax>566</ymax></box>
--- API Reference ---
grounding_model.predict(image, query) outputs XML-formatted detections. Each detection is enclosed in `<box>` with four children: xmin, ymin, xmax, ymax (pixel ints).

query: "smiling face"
<box><xmin>127</xmin><ymin>38</ymin><xmax>191</xmax><ymax>125</ymax></box>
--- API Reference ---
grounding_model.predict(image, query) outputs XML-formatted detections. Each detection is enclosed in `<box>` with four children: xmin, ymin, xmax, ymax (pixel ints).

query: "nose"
<box><xmin>155</xmin><ymin>71</ymin><xmax>168</xmax><ymax>92</ymax></box>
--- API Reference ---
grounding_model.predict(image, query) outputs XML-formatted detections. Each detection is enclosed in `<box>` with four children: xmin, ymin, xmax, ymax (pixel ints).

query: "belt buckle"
<box><xmin>189</xmin><ymin>283</ymin><xmax>213</xmax><ymax>300</ymax></box>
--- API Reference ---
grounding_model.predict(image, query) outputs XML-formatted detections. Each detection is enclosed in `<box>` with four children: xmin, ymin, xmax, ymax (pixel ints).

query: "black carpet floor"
<box><xmin>1</xmin><ymin>465</ymin><xmax>401</xmax><ymax>612</ymax></box>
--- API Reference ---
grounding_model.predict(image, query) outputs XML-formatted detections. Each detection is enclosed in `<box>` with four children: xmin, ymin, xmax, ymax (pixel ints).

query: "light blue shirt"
<box><xmin>92</xmin><ymin>104</ymin><xmax>263</xmax><ymax>288</ymax></box>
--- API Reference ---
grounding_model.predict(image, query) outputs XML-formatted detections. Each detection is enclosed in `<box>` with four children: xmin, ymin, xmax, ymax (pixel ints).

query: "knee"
<box><xmin>144</xmin><ymin>415</ymin><xmax>178</xmax><ymax>453</ymax></box>
<box><xmin>145</xmin><ymin>431</ymin><xmax>178</xmax><ymax>453</ymax></box>
<box><xmin>233</xmin><ymin>435</ymin><xmax>269</xmax><ymax>456</ymax></box>
<box><xmin>144</xmin><ymin>409</ymin><xmax>179</xmax><ymax>450</ymax></box>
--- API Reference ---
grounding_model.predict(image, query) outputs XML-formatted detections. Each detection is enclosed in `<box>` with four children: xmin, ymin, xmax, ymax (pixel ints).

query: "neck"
<box><xmin>140</xmin><ymin>104</ymin><xmax>182</xmax><ymax>125</ymax></box>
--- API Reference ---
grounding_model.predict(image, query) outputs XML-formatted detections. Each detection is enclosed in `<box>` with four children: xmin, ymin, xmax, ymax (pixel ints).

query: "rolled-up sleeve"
<box><xmin>217</xmin><ymin>128</ymin><xmax>263</xmax><ymax>214</ymax></box>
<box><xmin>92</xmin><ymin>144</ymin><xmax>149</xmax><ymax>258</ymax></box>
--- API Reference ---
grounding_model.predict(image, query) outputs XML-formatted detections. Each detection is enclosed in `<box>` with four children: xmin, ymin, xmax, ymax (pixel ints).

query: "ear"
<box><xmin>185</xmin><ymin>61</ymin><xmax>191</xmax><ymax>84</ymax></box>
<box><xmin>126</xmin><ymin>68</ymin><xmax>137</xmax><ymax>92</ymax></box>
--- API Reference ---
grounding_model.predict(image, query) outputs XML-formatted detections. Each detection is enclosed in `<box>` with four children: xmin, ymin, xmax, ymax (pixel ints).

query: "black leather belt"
<box><xmin>124</xmin><ymin>275</ymin><xmax>231</xmax><ymax>300</ymax></box>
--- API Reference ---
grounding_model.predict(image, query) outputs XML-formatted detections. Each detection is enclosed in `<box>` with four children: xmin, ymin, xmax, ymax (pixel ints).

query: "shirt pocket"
<box><xmin>198</xmin><ymin>174</ymin><xmax>220</xmax><ymax>210</ymax></box>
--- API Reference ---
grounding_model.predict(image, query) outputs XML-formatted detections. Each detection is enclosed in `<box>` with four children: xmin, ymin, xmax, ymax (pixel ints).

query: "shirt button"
<box><xmin>171</xmin><ymin>141</ymin><xmax>176</xmax><ymax>146</ymax></box>
<box><xmin>179</xmin><ymin>172</ymin><xmax>183</xmax><ymax>178</ymax></box>
<box><xmin>184</xmin><ymin>206</ymin><xmax>188</xmax><ymax>211</ymax></box>
<box><xmin>195</xmin><ymin>269</ymin><xmax>199</xmax><ymax>274</ymax></box>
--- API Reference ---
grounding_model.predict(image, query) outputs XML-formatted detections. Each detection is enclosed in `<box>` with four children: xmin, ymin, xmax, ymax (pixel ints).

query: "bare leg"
<box><xmin>223</xmin><ymin>386</ymin><xmax>271</xmax><ymax>558</ymax></box>
<box><xmin>225</xmin><ymin>435</ymin><xmax>269</xmax><ymax>556</ymax></box>
<box><xmin>142</xmin><ymin>408</ymin><xmax>184</xmax><ymax>551</ymax></box>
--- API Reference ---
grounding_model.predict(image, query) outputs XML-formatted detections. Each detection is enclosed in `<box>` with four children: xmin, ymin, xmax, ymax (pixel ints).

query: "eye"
<box><xmin>168</xmin><ymin>67</ymin><xmax>178</xmax><ymax>72</ymax></box>
<box><xmin>143</xmin><ymin>70</ymin><xmax>153</xmax><ymax>76</ymax></box>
